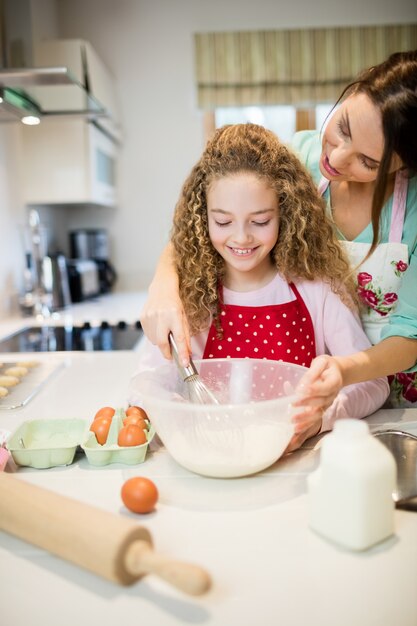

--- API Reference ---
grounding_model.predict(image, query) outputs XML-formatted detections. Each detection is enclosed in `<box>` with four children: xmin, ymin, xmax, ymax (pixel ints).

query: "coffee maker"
<box><xmin>69</xmin><ymin>229</ymin><xmax>117</xmax><ymax>294</ymax></box>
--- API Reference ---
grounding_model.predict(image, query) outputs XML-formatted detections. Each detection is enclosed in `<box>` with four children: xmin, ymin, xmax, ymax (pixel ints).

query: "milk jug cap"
<box><xmin>332</xmin><ymin>419</ymin><xmax>369</xmax><ymax>441</ymax></box>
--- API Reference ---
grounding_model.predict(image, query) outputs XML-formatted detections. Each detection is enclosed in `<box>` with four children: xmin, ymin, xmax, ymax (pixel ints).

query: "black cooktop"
<box><xmin>0</xmin><ymin>321</ymin><xmax>143</xmax><ymax>352</ymax></box>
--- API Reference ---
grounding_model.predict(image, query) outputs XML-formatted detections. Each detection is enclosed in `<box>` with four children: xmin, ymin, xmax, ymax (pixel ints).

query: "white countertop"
<box><xmin>0</xmin><ymin>348</ymin><xmax>417</xmax><ymax>626</ymax></box>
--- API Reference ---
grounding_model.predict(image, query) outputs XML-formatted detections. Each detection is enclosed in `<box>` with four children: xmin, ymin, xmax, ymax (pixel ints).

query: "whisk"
<box><xmin>169</xmin><ymin>333</ymin><xmax>219</xmax><ymax>405</ymax></box>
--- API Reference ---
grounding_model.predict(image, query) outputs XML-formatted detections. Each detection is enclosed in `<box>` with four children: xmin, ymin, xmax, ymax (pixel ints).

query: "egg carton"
<box><xmin>81</xmin><ymin>409</ymin><xmax>155</xmax><ymax>466</ymax></box>
<box><xmin>6</xmin><ymin>409</ymin><xmax>154</xmax><ymax>469</ymax></box>
<box><xmin>7</xmin><ymin>418</ymin><xmax>87</xmax><ymax>469</ymax></box>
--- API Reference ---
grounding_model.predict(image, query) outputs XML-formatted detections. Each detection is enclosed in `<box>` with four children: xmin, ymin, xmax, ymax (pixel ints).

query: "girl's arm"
<box><xmin>140</xmin><ymin>242</ymin><xmax>191</xmax><ymax>365</ymax></box>
<box><xmin>292</xmin><ymin>285</ymin><xmax>391</xmax><ymax>436</ymax></box>
<box><xmin>296</xmin><ymin>336</ymin><xmax>417</xmax><ymax>412</ymax></box>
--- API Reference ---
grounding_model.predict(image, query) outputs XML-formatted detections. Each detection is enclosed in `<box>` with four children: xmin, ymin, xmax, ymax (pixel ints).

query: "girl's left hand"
<box><xmin>284</xmin><ymin>406</ymin><xmax>323</xmax><ymax>453</ymax></box>
<box><xmin>294</xmin><ymin>355</ymin><xmax>344</xmax><ymax>413</ymax></box>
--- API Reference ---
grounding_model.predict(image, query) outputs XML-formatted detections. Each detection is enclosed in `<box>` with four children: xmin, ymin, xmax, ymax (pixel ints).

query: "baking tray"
<box><xmin>0</xmin><ymin>359</ymin><xmax>66</xmax><ymax>409</ymax></box>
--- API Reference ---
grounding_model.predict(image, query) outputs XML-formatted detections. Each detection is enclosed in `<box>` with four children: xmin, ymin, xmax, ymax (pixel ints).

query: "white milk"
<box><xmin>307</xmin><ymin>419</ymin><xmax>396</xmax><ymax>551</ymax></box>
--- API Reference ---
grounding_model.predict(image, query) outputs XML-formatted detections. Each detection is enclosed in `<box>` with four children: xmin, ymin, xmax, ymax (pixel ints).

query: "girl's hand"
<box><xmin>294</xmin><ymin>355</ymin><xmax>344</xmax><ymax>414</ymax></box>
<box><xmin>140</xmin><ymin>290</ymin><xmax>191</xmax><ymax>365</ymax></box>
<box><xmin>284</xmin><ymin>407</ymin><xmax>323</xmax><ymax>453</ymax></box>
<box><xmin>283</xmin><ymin>355</ymin><xmax>345</xmax><ymax>453</ymax></box>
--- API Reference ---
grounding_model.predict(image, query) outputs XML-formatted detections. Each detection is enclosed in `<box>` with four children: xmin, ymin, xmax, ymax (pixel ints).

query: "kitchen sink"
<box><xmin>0</xmin><ymin>321</ymin><xmax>143</xmax><ymax>352</ymax></box>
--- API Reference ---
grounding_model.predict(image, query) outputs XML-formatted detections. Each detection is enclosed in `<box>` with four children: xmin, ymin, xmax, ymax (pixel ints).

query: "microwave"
<box><xmin>21</xmin><ymin>119</ymin><xmax>118</xmax><ymax>208</ymax></box>
<box><xmin>88</xmin><ymin>122</ymin><xmax>118</xmax><ymax>207</ymax></box>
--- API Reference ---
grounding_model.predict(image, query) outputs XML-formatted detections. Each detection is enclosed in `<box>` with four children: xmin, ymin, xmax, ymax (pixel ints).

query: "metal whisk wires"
<box><xmin>168</xmin><ymin>333</ymin><xmax>219</xmax><ymax>405</ymax></box>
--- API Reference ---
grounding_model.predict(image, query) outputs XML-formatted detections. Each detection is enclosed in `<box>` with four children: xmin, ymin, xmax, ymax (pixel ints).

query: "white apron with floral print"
<box><xmin>319</xmin><ymin>170</ymin><xmax>415</xmax><ymax>406</ymax></box>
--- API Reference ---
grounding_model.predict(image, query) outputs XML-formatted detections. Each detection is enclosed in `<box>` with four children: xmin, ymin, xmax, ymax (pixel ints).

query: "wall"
<box><xmin>56</xmin><ymin>0</ymin><xmax>417</xmax><ymax>292</ymax></box>
<box><xmin>0</xmin><ymin>0</ymin><xmax>416</xmax><ymax>318</ymax></box>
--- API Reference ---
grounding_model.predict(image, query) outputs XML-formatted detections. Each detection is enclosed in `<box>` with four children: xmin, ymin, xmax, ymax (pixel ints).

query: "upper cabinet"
<box><xmin>0</xmin><ymin>1</ymin><xmax>116</xmax><ymax>127</ymax></box>
<box><xmin>21</xmin><ymin>117</ymin><xmax>118</xmax><ymax>208</ymax></box>
<box><xmin>19</xmin><ymin>39</ymin><xmax>121</xmax><ymax>208</ymax></box>
<box><xmin>0</xmin><ymin>0</ymin><xmax>121</xmax><ymax>208</ymax></box>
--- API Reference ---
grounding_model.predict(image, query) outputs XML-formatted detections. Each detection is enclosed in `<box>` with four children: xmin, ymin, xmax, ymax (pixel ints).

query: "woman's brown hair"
<box><xmin>336</xmin><ymin>49</ymin><xmax>417</xmax><ymax>258</ymax></box>
<box><xmin>171</xmin><ymin>123</ymin><xmax>355</xmax><ymax>335</ymax></box>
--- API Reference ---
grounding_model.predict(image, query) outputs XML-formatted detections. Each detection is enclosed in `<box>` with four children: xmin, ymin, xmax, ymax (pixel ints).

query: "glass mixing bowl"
<box><xmin>128</xmin><ymin>358</ymin><xmax>307</xmax><ymax>478</ymax></box>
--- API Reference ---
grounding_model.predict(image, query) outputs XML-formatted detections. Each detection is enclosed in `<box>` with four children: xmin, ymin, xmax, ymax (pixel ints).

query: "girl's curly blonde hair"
<box><xmin>171</xmin><ymin>123</ymin><xmax>355</xmax><ymax>335</ymax></box>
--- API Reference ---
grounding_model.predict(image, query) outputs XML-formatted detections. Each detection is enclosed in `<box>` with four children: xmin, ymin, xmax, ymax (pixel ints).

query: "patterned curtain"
<box><xmin>194</xmin><ymin>24</ymin><xmax>417</xmax><ymax>108</ymax></box>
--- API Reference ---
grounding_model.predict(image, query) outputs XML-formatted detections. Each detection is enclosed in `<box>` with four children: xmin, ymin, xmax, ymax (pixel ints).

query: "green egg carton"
<box><xmin>7</xmin><ymin>418</ymin><xmax>88</xmax><ymax>469</ymax></box>
<box><xmin>82</xmin><ymin>408</ymin><xmax>154</xmax><ymax>466</ymax></box>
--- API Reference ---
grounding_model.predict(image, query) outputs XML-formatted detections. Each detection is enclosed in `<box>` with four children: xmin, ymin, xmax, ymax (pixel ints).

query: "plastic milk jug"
<box><xmin>307</xmin><ymin>419</ymin><xmax>396</xmax><ymax>551</ymax></box>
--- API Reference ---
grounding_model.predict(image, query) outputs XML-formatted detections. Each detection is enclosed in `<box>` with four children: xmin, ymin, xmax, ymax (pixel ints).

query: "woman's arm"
<box><xmin>140</xmin><ymin>242</ymin><xmax>191</xmax><ymax>365</ymax></box>
<box><xmin>335</xmin><ymin>336</ymin><xmax>417</xmax><ymax>383</ymax></box>
<box><xmin>291</xmin><ymin>284</ymin><xmax>392</xmax><ymax>436</ymax></box>
<box><xmin>296</xmin><ymin>336</ymin><xmax>417</xmax><ymax>412</ymax></box>
<box><xmin>284</xmin><ymin>283</ymin><xmax>390</xmax><ymax>452</ymax></box>
<box><xmin>299</xmin><ymin>220</ymin><xmax>417</xmax><ymax>411</ymax></box>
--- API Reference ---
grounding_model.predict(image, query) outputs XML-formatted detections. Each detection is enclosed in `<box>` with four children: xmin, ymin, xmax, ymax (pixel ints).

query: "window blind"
<box><xmin>194</xmin><ymin>24</ymin><xmax>417</xmax><ymax>107</ymax></box>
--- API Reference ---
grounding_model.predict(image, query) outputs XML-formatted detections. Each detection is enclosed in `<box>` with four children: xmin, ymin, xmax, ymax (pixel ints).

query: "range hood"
<box><xmin>0</xmin><ymin>0</ymin><xmax>113</xmax><ymax>125</ymax></box>
<box><xmin>0</xmin><ymin>66</ymin><xmax>107</xmax><ymax>124</ymax></box>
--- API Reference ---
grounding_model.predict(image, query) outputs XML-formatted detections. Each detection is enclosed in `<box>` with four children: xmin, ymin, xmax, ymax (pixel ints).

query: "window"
<box><xmin>215</xmin><ymin>105</ymin><xmax>296</xmax><ymax>142</ymax></box>
<box><xmin>212</xmin><ymin>103</ymin><xmax>333</xmax><ymax>143</ymax></box>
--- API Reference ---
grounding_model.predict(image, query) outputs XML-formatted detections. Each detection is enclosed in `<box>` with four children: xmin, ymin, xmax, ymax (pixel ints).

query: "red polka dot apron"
<box><xmin>319</xmin><ymin>170</ymin><xmax>415</xmax><ymax>407</ymax></box>
<box><xmin>202</xmin><ymin>283</ymin><xmax>317</xmax><ymax>367</ymax></box>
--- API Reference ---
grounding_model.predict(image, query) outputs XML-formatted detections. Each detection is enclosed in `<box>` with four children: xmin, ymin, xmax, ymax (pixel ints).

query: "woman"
<box><xmin>140</xmin><ymin>50</ymin><xmax>417</xmax><ymax>422</ymax></box>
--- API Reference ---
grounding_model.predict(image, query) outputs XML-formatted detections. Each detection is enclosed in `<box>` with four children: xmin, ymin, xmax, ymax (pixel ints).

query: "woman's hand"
<box><xmin>293</xmin><ymin>355</ymin><xmax>344</xmax><ymax>415</ymax></box>
<box><xmin>140</xmin><ymin>289</ymin><xmax>191</xmax><ymax>364</ymax></box>
<box><xmin>140</xmin><ymin>244</ymin><xmax>191</xmax><ymax>365</ymax></box>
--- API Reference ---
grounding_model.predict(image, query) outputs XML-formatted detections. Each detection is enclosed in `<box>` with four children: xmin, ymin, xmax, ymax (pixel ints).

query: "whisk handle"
<box><xmin>168</xmin><ymin>333</ymin><xmax>197</xmax><ymax>380</ymax></box>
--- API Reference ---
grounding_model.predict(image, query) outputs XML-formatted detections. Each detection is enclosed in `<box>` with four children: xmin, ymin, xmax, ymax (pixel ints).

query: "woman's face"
<box><xmin>320</xmin><ymin>92</ymin><xmax>402</xmax><ymax>183</ymax></box>
<box><xmin>207</xmin><ymin>172</ymin><xmax>279</xmax><ymax>288</ymax></box>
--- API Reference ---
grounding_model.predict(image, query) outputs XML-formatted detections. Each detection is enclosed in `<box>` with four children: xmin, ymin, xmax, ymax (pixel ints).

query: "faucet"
<box><xmin>27</xmin><ymin>209</ymin><xmax>52</xmax><ymax>320</ymax></box>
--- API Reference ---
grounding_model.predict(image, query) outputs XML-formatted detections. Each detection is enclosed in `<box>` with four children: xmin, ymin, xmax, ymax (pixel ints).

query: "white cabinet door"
<box><xmin>21</xmin><ymin>119</ymin><xmax>118</xmax><ymax>208</ymax></box>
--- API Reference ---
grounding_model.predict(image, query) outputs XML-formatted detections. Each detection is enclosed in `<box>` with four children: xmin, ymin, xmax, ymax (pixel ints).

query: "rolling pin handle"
<box><xmin>124</xmin><ymin>540</ymin><xmax>211</xmax><ymax>596</ymax></box>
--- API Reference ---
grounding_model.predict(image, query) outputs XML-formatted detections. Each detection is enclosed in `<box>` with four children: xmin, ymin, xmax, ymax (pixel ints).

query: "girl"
<box><xmin>137</xmin><ymin>123</ymin><xmax>389</xmax><ymax>449</ymax></box>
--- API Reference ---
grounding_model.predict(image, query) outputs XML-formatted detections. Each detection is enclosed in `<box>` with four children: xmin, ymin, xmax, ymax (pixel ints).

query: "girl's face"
<box><xmin>320</xmin><ymin>92</ymin><xmax>402</xmax><ymax>183</ymax></box>
<box><xmin>207</xmin><ymin>172</ymin><xmax>279</xmax><ymax>289</ymax></box>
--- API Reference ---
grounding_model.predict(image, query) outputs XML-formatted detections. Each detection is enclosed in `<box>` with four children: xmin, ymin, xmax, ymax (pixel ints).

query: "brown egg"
<box><xmin>121</xmin><ymin>477</ymin><xmax>158</xmax><ymax>514</ymax></box>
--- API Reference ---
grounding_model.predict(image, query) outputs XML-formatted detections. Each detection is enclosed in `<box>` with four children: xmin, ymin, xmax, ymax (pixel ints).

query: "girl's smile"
<box><xmin>228</xmin><ymin>246</ymin><xmax>259</xmax><ymax>256</ymax></box>
<box><xmin>207</xmin><ymin>173</ymin><xmax>279</xmax><ymax>291</ymax></box>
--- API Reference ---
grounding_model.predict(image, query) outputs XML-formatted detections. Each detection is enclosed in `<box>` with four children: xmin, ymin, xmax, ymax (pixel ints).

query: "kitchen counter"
<box><xmin>0</xmin><ymin>291</ymin><xmax>149</xmax><ymax>339</ymax></box>
<box><xmin>0</xmin><ymin>350</ymin><xmax>417</xmax><ymax>626</ymax></box>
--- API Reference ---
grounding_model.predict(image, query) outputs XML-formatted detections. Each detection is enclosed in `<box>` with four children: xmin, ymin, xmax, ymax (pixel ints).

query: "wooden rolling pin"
<box><xmin>0</xmin><ymin>473</ymin><xmax>211</xmax><ymax>596</ymax></box>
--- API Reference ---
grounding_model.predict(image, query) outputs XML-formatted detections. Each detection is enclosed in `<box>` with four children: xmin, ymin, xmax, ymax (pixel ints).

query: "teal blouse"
<box><xmin>291</xmin><ymin>130</ymin><xmax>417</xmax><ymax>357</ymax></box>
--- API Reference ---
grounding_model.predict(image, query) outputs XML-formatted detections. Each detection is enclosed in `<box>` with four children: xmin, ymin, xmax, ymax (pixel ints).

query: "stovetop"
<box><xmin>0</xmin><ymin>321</ymin><xmax>143</xmax><ymax>352</ymax></box>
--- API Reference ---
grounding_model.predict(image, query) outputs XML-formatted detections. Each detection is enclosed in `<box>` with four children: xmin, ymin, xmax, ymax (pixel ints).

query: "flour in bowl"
<box><xmin>161</xmin><ymin>421</ymin><xmax>294</xmax><ymax>478</ymax></box>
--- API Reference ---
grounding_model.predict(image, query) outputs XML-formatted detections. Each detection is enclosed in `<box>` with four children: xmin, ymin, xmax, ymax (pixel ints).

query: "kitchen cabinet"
<box><xmin>20</xmin><ymin>39</ymin><xmax>120</xmax><ymax>208</ymax></box>
<box><xmin>21</xmin><ymin>118</ymin><xmax>118</xmax><ymax>207</ymax></box>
